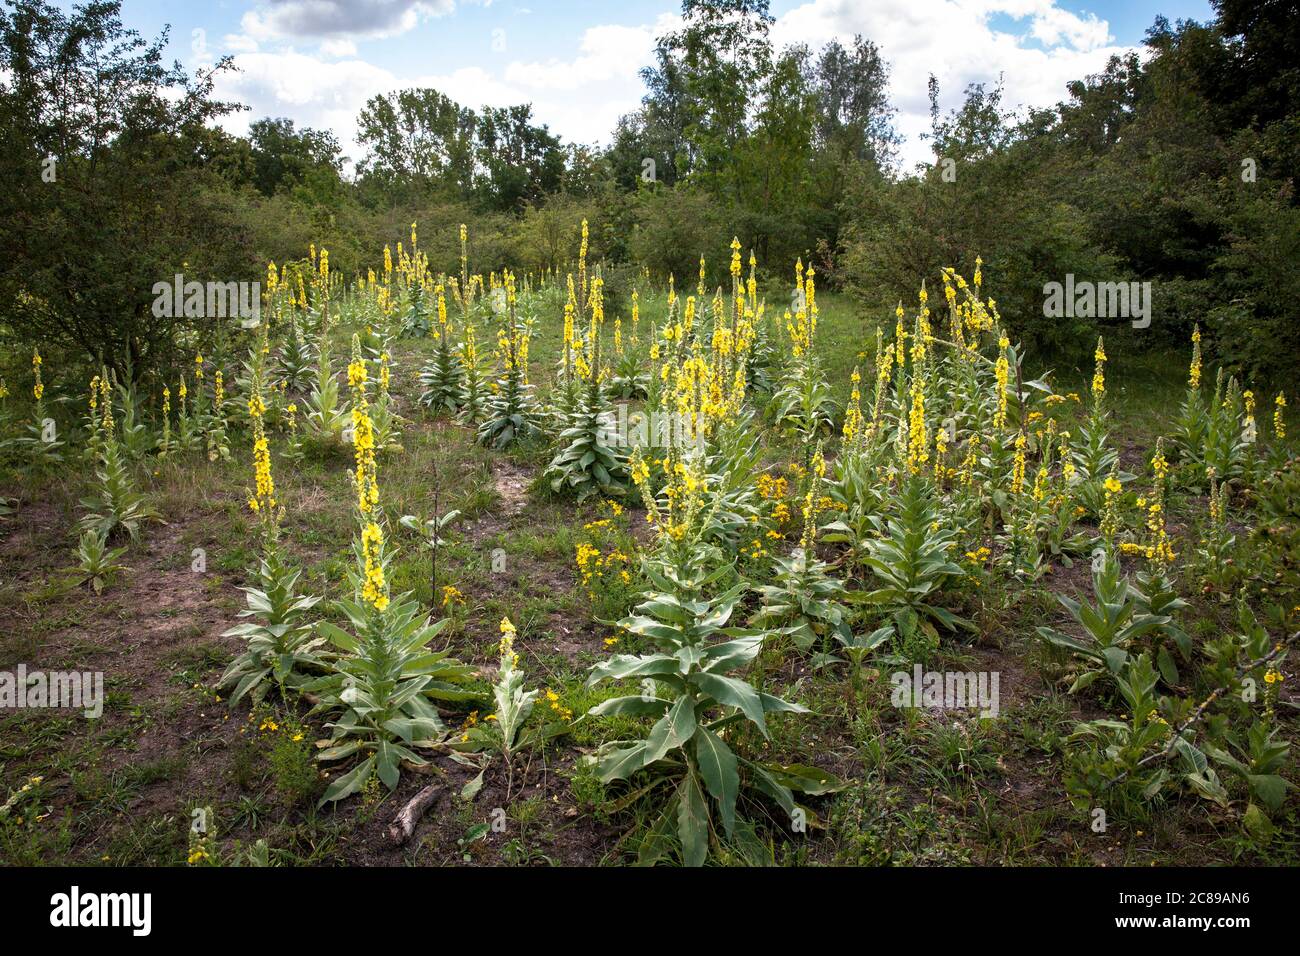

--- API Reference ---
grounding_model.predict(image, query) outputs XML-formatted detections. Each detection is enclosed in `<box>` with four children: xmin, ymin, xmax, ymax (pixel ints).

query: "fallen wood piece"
<box><xmin>389</xmin><ymin>782</ymin><xmax>444</xmax><ymax>845</ymax></box>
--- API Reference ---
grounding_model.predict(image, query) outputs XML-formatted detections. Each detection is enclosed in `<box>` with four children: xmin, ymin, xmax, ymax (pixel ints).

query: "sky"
<box><xmin>104</xmin><ymin>0</ymin><xmax>1216</xmax><ymax>172</ymax></box>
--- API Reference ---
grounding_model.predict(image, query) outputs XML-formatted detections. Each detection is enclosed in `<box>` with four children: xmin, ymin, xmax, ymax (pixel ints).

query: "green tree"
<box><xmin>0</xmin><ymin>0</ymin><xmax>245</xmax><ymax>378</ymax></box>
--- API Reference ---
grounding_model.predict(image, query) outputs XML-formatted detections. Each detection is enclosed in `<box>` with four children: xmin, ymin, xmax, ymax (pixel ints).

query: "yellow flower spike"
<box><xmin>1011</xmin><ymin>432</ymin><xmax>1028</xmax><ymax>495</ymax></box>
<box><xmin>31</xmin><ymin>349</ymin><xmax>44</xmax><ymax>401</ymax></box>
<box><xmin>1189</xmin><ymin>324</ymin><xmax>1202</xmax><ymax>390</ymax></box>
<box><xmin>1091</xmin><ymin>336</ymin><xmax>1107</xmax><ymax>405</ymax></box>
<box><xmin>360</xmin><ymin>521</ymin><xmax>388</xmax><ymax>611</ymax></box>
<box><xmin>994</xmin><ymin>335</ymin><xmax>1010</xmax><ymax>430</ymax></box>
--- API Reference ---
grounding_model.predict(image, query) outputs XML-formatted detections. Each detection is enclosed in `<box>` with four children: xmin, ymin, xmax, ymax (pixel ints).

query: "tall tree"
<box><xmin>475</xmin><ymin>104</ymin><xmax>565</xmax><ymax>211</ymax></box>
<box><xmin>812</xmin><ymin>35</ymin><xmax>898</xmax><ymax>168</ymax></box>
<box><xmin>248</xmin><ymin>116</ymin><xmax>344</xmax><ymax>198</ymax></box>
<box><xmin>643</xmin><ymin>0</ymin><xmax>775</xmax><ymax>195</ymax></box>
<box><xmin>356</xmin><ymin>88</ymin><xmax>477</xmax><ymax>202</ymax></box>
<box><xmin>0</xmin><ymin>0</ymin><xmax>243</xmax><ymax>378</ymax></box>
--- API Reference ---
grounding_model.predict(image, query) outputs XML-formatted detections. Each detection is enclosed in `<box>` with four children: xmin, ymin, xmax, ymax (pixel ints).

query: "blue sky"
<box><xmin>102</xmin><ymin>0</ymin><xmax>1216</xmax><ymax>169</ymax></box>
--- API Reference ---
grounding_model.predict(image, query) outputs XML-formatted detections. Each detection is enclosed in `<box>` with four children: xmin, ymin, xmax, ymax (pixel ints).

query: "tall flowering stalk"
<box><xmin>419</xmin><ymin>279</ymin><xmax>464</xmax><ymax>414</ymax></box>
<box><xmin>868</xmin><ymin>329</ymin><xmax>894</xmax><ymax>442</ymax></box>
<box><xmin>479</xmin><ymin>270</ymin><xmax>539</xmax><ymax>449</ymax></box>
<box><xmin>157</xmin><ymin>386</ymin><xmax>175</xmax><ymax>458</ymax></box>
<box><xmin>19</xmin><ymin>346</ymin><xmax>67</xmax><ymax>462</ymax></box>
<box><xmin>217</xmin><ymin>320</ymin><xmax>323</xmax><ymax>706</ymax></box>
<box><xmin>546</xmin><ymin>268</ymin><xmax>629</xmax><ymax>498</ymax></box>
<box><xmin>310</xmin><ymin>347</ymin><xmax>472</xmax><ymax>803</ymax></box>
<box><xmin>205</xmin><ymin>367</ymin><xmax>230</xmax><ymax>462</ymax></box>
<box><xmin>1100</xmin><ymin>468</ymin><xmax>1123</xmax><ymax>550</ymax></box>
<box><xmin>1242</xmin><ymin>389</ymin><xmax>1257</xmax><ymax>444</ymax></box>
<box><xmin>994</xmin><ymin>333</ymin><xmax>1010</xmax><ymax>431</ymax></box>
<box><xmin>79</xmin><ymin>364</ymin><xmax>155</xmax><ymax>541</ymax></box>
<box><xmin>348</xmin><ymin>335</ymin><xmax>386</xmax><ymax>611</ymax></box>
<box><xmin>457</xmin><ymin>319</ymin><xmax>489</xmax><ymax>424</ymax></box>
<box><xmin>1188</xmin><ymin>325</ymin><xmax>1202</xmax><ymax>391</ymax></box>
<box><xmin>1011</xmin><ymin>431</ymin><xmax>1028</xmax><ymax>495</ymax></box>
<box><xmin>772</xmin><ymin>257</ymin><xmax>834</xmax><ymax>454</ymax></box>
<box><xmin>842</xmin><ymin>367</ymin><xmax>864</xmax><ymax>451</ymax></box>
<box><xmin>31</xmin><ymin>349</ymin><xmax>44</xmax><ymax>405</ymax></box>
<box><xmin>906</xmin><ymin>306</ymin><xmax>930</xmax><ymax>475</ymax></box>
<box><xmin>1091</xmin><ymin>336</ymin><xmax>1106</xmax><ymax>421</ymax></box>
<box><xmin>1122</xmin><ymin>438</ymin><xmax>1175</xmax><ymax>572</ymax></box>
<box><xmin>245</xmin><ymin>353</ymin><xmax>277</xmax><ymax>536</ymax></box>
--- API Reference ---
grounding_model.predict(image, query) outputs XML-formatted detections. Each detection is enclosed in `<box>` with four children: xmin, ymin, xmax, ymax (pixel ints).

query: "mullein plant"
<box><xmin>584</xmin><ymin>441</ymin><xmax>841</xmax><ymax>866</ymax></box>
<box><xmin>304</xmin><ymin>249</ymin><xmax>350</xmax><ymax>444</ymax></box>
<box><xmin>1172</xmin><ymin>328</ymin><xmax>1249</xmax><ymax>487</ymax></box>
<box><xmin>306</xmin><ymin>334</ymin><xmax>474</xmax><ymax>804</ymax></box>
<box><xmin>739</xmin><ymin>250</ymin><xmax>779</xmax><ymax>397</ymax></box>
<box><xmin>609</xmin><ymin>287</ymin><xmax>649</xmax><ymax>400</ymax></box>
<box><xmin>545</xmin><ymin>274</ymin><xmax>631</xmax><ymax>499</ymax></box>
<box><xmin>456</xmin><ymin>617</ymin><xmax>542</xmax><ymax>800</ymax></box>
<box><xmin>1034</xmin><ymin>548</ymin><xmax>1171</xmax><ymax>691</ymax></box>
<box><xmin>456</xmin><ymin>318</ymin><xmax>490</xmax><ymax>425</ymax></box>
<box><xmin>1191</xmin><ymin>472</ymin><xmax>1241</xmax><ymax>598</ymax></box>
<box><xmin>204</xmin><ymin>368</ymin><xmax>231</xmax><ymax>462</ymax></box>
<box><xmin>155</xmin><ymin>386</ymin><xmax>177</xmax><ymax>458</ymax></box>
<box><xmin>1003</xmin><ymin>443</ymin><xmax>1050</xmax><ymax>583</ymax></box>
<box><xmin>1171</xmin><ymin>324</ymin><xmax>1210</xmax><ymax>473</ymax></box>
<box><xmin>111</xmin><ymin>377</ymin><xmax>153</xmax><ymax>460</ymax></box>
<box><xmin>1005</xmin><ymin>414</ymin><xmax>1075</xmax><ymax>579</ymax></box>
<box><xmin>751</xmin><ymin>446</ymin><xmax>851</xmax><ymax>662</ymax></box>
<box><xmin>281</xmin><ymin>399</ymin><xmax>306</xmax><ymax>464</ymax></box>
<box><xmin>1071</xmin><ymin>337</ymin><xmax>1129</xmax><ymax>519</ymax></box>
<box><xmin>842</xmin><ymin>326</ymin><xmax>897</xmax><ymax>475</ymax></box>
<box><xmin>11</xmin><ymin>349</ymin><xmax>64</xmax><ymax>466</ymax></box>
<box><xmin>1121</xmin><ymin>438</ymin><xmax>1192</xmax><ymax>685</ymax></box>
<box><xmin>173</xmin><ymin>373</ymin><xmax>202</xmax><ymax>453</ymax></box>
<box><xmin>849</xmin><ymin>288</ymin><xmax>971</xmax><ymax>650</ymax></box>
<box><xmin>79</xmin><ymin>367</ymin><xmax>158</xmax><ymax>542</ymax></box>
<box><xmin>82</xmin><ymin>372</ymin><xmax>107</xmax><ymax>463</ymax></box>
<box><xmin>368</xmin><ymin>349</ymin><xmax>406</xmax><ymax>454</ymax></box>
<box><xmin>548</xmin><ymin>274</ymin><xmax>582</xmax><ymax>428</ymax></box>
<box><xmin>399</xmin><ymin>231</ymin><xmax>432</xmax><ymax>338</ymax></box>
<box><xmin>422</xmin><ymin>222</ymin><xmax>474</xmax><ymax>413</ymax></box>
<box><xmin>218</xmin><ymin>324</ymin><xmax>325</xmax><ymax>706</ymax></box>
<box><xmin>824</xmin><ymin>330</ymin><xmax>897</xmax><ymax>570</ymax></box>
<box><xmin>72</xmin><ymin>527</ymin><xmax>130</xmax><ymax>594</ymax></box>
<box><xmin>936</xmin><ymin>266</ymin><xmax>995</xmax><ymax>438</ymax></box>
<box><xmin>769</xmin><ymin>257</ymin><xmax>835</xmax><ymax>453</ymax></box>
<box><xmin>1201</xmin><ymin>369</ymin><xmax>1249</xmax><ymax>486</ymax></box>
<box><xmin>849</xmin><ymin>472</ymin><xmax>973</xmax><ymax>661</ymax></box>
<box><xmin>478</xmin><ymin>271</ymin><xmax>541</xmax><ymax>449</ymax></box>
<box><xmin>418</xmin><ymin>282</ymin><xmax>465</xmax><ymax>415</ymax></box>
<box><xmin>274</xmin><ymin>312</ymin><xmax>317</xmax><ymax>394</ymax></box>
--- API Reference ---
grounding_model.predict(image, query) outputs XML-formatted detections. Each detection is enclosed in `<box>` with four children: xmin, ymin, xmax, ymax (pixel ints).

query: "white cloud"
<box><xmin>1026</xmin><ymin>6</ymin><xmax>1111</xmax><ymax>50</ymax></box>
<box><xmin>319</xmin><ymin>38</ymin><xmax>358</xmax><ymax>57</ymax></box>
<box><xmin>212</xmin><ymin>51</ymin><xmax>398</xmax><ymax>164</ymax></box>
<box><xmin>240</xmin><ymin>0</ymin><xmax>455</xmax><ymax>42</ymax></box>
<box><xmin>223</xmin><ymin>33</ymin><xmax>260</xmax><ymax>54</ymax></box>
